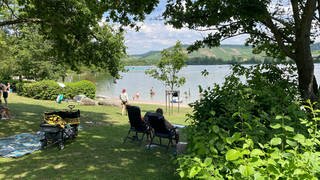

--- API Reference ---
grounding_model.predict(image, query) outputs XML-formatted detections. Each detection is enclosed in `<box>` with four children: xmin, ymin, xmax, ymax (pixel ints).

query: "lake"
<box><xmin>69</xmin><ymin>64</ymin><xmax>320</xmax><ymax>104</ymax></box>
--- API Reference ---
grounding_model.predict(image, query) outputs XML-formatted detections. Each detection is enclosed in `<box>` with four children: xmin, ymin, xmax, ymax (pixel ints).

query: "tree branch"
<box><xmin>318</xmin><ymin>0</ymin><xmax>320</xmax><ymax>21</ymax></box>
<box><xmin>262</xmin><ymin>17</ymin><xmax>295</xmax><ymax>59</ymax></box>
<box><xmin>3</xmin><ymin>0</ymin><xmax>18</xmax><ymax>19</ymax></box>
<box><xmin>300</xmin><ymin>0</ymin><xmax>316</xmax><ymax>33</ymax></box>
<box><xmin>0</xmin><ymin>18</ymin><xmax>43</xmax><ymax>27</ymax></box>
<box><xmin>220</xmin><ymin>32</ymin><xmax>248</xmax><ymax>42</ymax></box>
<box><xmin>291</xmin><ymin>0</ymin><xmax>301</xmax><ymax>27</ymax></box>
<box><xmin>270</xmin><ymin>17</ymin><xmax>295</xmax><ymax>43</ymax></box>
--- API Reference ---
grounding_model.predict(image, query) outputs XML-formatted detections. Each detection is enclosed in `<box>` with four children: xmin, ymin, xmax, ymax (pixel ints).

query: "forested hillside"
<box><xmin>123</xmin><ymin>43</ymin><xmax>320</xmax><ymax>65</ymax></box>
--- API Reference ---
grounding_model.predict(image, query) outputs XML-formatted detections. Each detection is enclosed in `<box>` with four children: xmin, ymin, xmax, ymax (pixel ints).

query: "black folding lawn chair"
<box><xmin>123</xmin><ymin>105</ymin><xmax>151</xmax><ymax>143</ymax></box>
<box><xmin>145</xmin><ymin>112</ymin><xmax>178</xmax><ymax>149</ymax></box>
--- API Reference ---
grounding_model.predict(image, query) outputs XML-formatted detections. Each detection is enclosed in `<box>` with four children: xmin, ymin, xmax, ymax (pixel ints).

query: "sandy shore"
<box><xmin>96</xmin><ymin>95</ymin><xmax>191</xmax><ymax>108</ymax></box>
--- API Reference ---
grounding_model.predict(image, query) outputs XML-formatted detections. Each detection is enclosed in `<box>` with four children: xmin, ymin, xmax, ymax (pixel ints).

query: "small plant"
<box><xmin>145</xmin><ymin>41</ymin><xmax>187</xmax><ymax>92</ymax></box>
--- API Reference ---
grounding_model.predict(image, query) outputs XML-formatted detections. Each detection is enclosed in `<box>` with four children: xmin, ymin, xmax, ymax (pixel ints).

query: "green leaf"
<box><xmin>275</xmin><ymin>115</ymin><xmax>284</xmax><ymax>120</ymax></box>
<box><xmin>203</xmin><ymin>158</ymin><xmax>212</xmax><ymax>166</ymax></box>
<box><xmin>293</xmin><ymin>168</ymin><xmax>305</xmax><ymax>175</ymax></box>
<box><xmin>270</xmin><ymin>123</ymin><xmax>281</xmax><ymax>129</ymax></box>
<box><xmin>312</xmin><ymin>117</ymin><xmax>320</xmax><ymax>121</ymax></box>
<box><xmin>293</xmin><ymin>134</ymin><xmax>305</xmax><ymax>144</ymax></box>
<box><xmin>284</xmin><ymin>126</ymin><xmax>294</xmax><ymax>132</ymax></box>
<box><xmin>179</xmin><ymin>171</ymin><xmax>185</xmax><ymax>178</ymax></box>
<box><xmin>241</xmin><ymin>149</ymin><xmax>250</xmax><ymax>156</ymax></box>
<box><xmin>239</xmin><ymin>165</ymin><xmax>254</xmax><ymax>177</ymax></box>
<box><xmin>305</xmin><ymin>139</ymin><xmax>314</xmax><ymax>146</ymax></box>
<box><xmin>267</xmin><ymin>164</ymin><xmax>280</xmax><ymax>175</ymax></box>
<box><xmin>226</xmin><ymin>149</ymin><xmax>241</xmax><ymax>161</ymax></box>
<box><xmin>286</xmin><ymin>139</ymin><xmax>297</xmax><ymax>147</ymax></box>
<box><xmin>189</xmin><ymin>166</ymin><xmax>201</xmax><ymax>178</ymax></box>
<box><xmin>232</xmin><ymin>132</ymin><xmax>242</xmax><ymax>141</ymax></box>
<box><xmin>226</xmin><ymin>137</ymin><xmax>233</xmax><ymax>145</ymax></box>
<box><xmin>212</xmin><ymin>125</ymin><xmax>219</xmax><ymax>133</ymax></box>
<box><xmin>270</xmin><ymin>138</ymin><xmax>282</xmax><ymax>146</ymax></box>
<box><xmin>254</xmin><ymin>172</ymin><xmax>266</xmax><ymax>180</ymax></box>
<box><xmin>251</xmin><ymin>149</ymin><xmax>265</xmax><ymax>157</ymax></box>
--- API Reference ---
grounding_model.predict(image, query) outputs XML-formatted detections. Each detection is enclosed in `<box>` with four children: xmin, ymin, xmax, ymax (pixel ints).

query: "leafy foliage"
<box><xmin>163</xmin><ymin>0</ymin><xmax>320</xmax><ymax>100</ymax></box>
<box><xmin>18</xmin><ymin>80</ymin><xmax>95</xmax><ymax>100</ymax></box>
<box><xmin>176</xmin><ymin>64</ymin><xmax>320</xmax><ymax>179</ymax></box>
<box><xmin>0</xmin><ymin>0</ymin><xmax>145</xmax><ymax>78</ymax></box>
<box><xmin>145</xmin><ymin>41</ymin><xmax>187</xmax><ymax>91</ymax></box>
<box><xmin>63</xmin><ymin>80</ymin><xmax>96</xmax><ymax>99</ymax></box>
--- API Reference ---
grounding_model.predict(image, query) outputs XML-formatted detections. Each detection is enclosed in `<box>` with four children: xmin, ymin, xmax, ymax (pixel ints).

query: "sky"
<box><xmin>123</xmin><ymin>1</ymin><xmax>320</xmax><ymax>55</ymax></box>
<box><xmin>124</xmin><ymin>1</ymin><xmax>247</xmax><ymax>55</ymax></box>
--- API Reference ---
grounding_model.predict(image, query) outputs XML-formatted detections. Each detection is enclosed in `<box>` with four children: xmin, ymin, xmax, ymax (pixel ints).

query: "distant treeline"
<box><xmin>123</xmin><ymin>56</ymin><xmax>320</xmax><ymax>66</ymax></box>
<box><xmin>186</xmin><ymin>56</ymin><xmax>281</xmax><ymax>65</ymax></box>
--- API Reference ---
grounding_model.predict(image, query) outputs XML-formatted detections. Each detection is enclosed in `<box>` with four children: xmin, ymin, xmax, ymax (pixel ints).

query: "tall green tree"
<box><xmin>0</xmin><ymin>0</ymin><xmax>159</xmax><ymax>77</ymax></box>
<box><xmin>163</xmin><ymin>0</ymin><xmax>320</xmax><ymax>101</ymax></box>
<box><xmin>146</xmin><ymin>41</ymin><xmax>187</xmax><ymax>92</ymax></box>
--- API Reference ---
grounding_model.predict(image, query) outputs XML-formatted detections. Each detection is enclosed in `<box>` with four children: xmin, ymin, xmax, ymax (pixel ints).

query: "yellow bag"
<box><xmin>45</xmin><ymin>114</ymin><xmax>66</xmax><ymax>128</ymax></box>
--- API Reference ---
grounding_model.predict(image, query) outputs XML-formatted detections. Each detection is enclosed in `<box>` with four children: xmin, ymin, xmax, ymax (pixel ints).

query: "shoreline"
<box><xmin>96</xmin><ymin>95</ymin><xmax>191</xmax><ymax>108</ymax></box>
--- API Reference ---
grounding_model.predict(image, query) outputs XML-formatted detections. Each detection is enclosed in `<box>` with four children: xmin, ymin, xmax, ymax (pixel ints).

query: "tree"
<box><xmin>0</xmin><ymin>0</ymin><xmax>159</xmax><ymax>77</ymax></box>
<box><xmin>146</xmin><ymin>41</ymin><xmax>187</xmax><ymax>92</ymax></box>
<box><xmin>163</xmin><ymin>0</ymin><xmax>320</xmax><ymax>101</ymax></box>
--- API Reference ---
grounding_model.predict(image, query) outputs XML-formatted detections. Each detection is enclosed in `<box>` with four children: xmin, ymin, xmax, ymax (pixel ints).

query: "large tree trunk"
<box><xmin>295</xmin><ymin>44</ymin><xmax>318</xmax><ymax>101</ymax></box>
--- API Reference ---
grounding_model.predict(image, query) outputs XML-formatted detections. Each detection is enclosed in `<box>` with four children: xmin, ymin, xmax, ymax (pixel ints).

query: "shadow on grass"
<box><xmin>0</xmin><ymin>102</ymin><xmax>179</xmax><ymax>179</ymax></box>
<box><xmin>0</xmin><ymin>101</ymin><xmax>119</xmax><ymax>136</ymax></box>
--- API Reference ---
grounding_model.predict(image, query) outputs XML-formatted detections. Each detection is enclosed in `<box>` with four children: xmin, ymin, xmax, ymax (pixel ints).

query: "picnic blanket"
<box><xmin>0</xmin><ymin>132</ymin><xmax>43</xmax><ymax>158</ymax></box>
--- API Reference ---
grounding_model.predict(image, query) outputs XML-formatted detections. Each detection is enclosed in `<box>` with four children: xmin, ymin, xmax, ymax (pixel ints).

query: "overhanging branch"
<box><xmin>3</xmin><ymin>0</ymin><xmax>18</xmax><ymax>19</ymax></box>
<box><xmin>0</xmin><ymin>18</ymin><xmax>43</xmax><ymax>27</ymax></box>
<box><xmin>262</xmin><ymin>16</ymin><xmax>295</xmax><ymax>59</ymax></box>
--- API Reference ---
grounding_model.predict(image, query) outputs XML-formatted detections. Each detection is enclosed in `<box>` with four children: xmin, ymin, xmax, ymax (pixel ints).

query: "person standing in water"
<box><xmin>150</xmin><ymin>87</ymin><xmax>155</xmax><ymax>98</ymax></box>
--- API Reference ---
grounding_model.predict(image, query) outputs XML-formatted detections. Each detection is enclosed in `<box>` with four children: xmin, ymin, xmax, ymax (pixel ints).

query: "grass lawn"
<box><xmin>0</xmin><ymin>94</ymin><xmax>192</xmax><ymax>179</ymax></box>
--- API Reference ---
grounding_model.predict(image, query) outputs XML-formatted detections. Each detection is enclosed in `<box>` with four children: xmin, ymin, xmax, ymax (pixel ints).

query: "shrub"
<box><xmin>18</xmin><ymin>80</ymin><xmax>95</xmax><ymax>100</ymax></box>
<box><xmin>177</xmin><ymin>64</ymin><xmax>320</xmax><ymax>179</ymax></box>
<box><xmin>64</xmin><ymin>80</ymin><xmax>96</xmax><ymax>99</ymax></box>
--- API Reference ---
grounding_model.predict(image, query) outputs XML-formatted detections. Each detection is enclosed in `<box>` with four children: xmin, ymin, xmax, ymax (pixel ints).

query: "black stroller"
<box><xmin>40</xmin><ymin>105</ymin><xmax>80</xmax><ymax>150</ymax></box>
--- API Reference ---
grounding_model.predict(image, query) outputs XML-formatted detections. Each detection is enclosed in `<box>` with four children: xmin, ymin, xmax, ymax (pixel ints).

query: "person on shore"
<box><xmin>120</xmin><ymin>89</ymin><xmax>129</xmax><ymax>116</ymax></box>
<box><xmin>150</xmin><ymin>87</ymin><xmax>155</xmax><ymax>97</ymax></box>
<box><xmin>0</xmin><ymin>84</ymin><xmax>7</xmax><ymax>106</ymax></box>
<box><xmin>155</xmin><ymin>108</ymin><xmax>179</xmax><ymax>144</ymax></box>
<box><xmin>2</xmin><ymin>85</ymin><xmax>9</xmax><ymax>107</ymax></box>
<box><xmin>6</xmin><ymin>83</ymin><xmax>10</xmax><ymax>93</ymax></box>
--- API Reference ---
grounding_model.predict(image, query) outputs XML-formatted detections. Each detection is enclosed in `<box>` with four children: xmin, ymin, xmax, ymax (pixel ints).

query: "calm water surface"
<box><xmin>70</xmin><ymin>64</ymin><xmax>320</xmax><ymax>104</ymax></box>
<box><xmin>94</xmin><ymin>65</ymin><xmax>233</xmax><ymax>104</ymax></box>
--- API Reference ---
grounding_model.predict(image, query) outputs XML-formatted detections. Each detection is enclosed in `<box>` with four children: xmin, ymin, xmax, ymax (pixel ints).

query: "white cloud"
<box><xmin>125</xmin><ymin>21</ymin><xmax>247</xmax><ymax>55</ymax></box>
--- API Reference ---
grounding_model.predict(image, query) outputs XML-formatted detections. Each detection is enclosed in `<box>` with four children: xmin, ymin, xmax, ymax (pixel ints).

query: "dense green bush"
<box><xmin>177</xmin><ymin>64</ymin><xmax>320</xmax><ymax>179</ymax></box>
<box><xmin>18</xmin><ymin>80</ymin><xmax>95</xmax><ymax>100</ymax></box>
<box><xmin>64</xmin><ymin>80</ymin><xmax>96</xmax><ymax>99</ymax></box>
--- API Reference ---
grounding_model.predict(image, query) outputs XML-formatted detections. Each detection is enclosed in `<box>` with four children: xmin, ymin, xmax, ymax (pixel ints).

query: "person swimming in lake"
<box><xmin>135</xmin><ymin>92</ymin><xmax>140</xmax><ymax>100</ymax></box>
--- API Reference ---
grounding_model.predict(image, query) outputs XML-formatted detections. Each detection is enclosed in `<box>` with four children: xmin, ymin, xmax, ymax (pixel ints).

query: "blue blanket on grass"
<box><xmin>0</xmin><ymin>132</ymin><xmax>43</xmax><ymax>158</ymax></box>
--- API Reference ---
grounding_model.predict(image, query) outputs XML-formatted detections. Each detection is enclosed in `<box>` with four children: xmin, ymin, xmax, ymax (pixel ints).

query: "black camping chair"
<box><xmin>145</xmin><ymin>112</ymin><xmax>178</xmax><ymax>149</ymax></box>
<box><xmin>123</xmin><ymin>105</ymin><xmax>150</xmax><ymax>143</ymax></box>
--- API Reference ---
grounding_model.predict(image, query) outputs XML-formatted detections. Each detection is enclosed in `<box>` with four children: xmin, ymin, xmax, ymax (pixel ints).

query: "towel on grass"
<box><xmin>0</xmin><ymin>132</ymin><xmax>43</xmax><ymax>158</ymax></box>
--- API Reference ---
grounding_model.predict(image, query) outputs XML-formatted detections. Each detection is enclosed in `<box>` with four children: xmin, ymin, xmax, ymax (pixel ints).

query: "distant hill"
<box><xmin>123</xmin><ymin>43</ymin><xmax>320</xmax><ymax>65</ymax></box>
